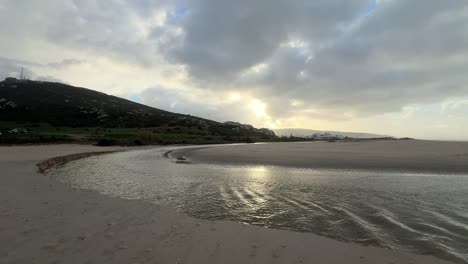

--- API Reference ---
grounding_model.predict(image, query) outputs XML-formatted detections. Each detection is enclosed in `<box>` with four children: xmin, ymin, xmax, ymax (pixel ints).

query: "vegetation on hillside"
<box><xmin>0</xmin><ymin>121</ymin><xmax>288</xmax><ymax>145</ymax></box>
<box><xmin>0</xmin><ymin>78</ymin><xmax>277</xmax><ymax>145</ymax></box>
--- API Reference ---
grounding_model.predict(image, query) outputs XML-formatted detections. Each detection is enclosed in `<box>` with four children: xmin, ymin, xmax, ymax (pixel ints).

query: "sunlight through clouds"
<box><xmin>249</xmin><ymin>99</ymin><xmax>268</xmax><ymax>118</ymax></box>
<box><xmin>1</xmin><ymin>0</ymin><xmax>468</xmax><ymax>139</ymax></box>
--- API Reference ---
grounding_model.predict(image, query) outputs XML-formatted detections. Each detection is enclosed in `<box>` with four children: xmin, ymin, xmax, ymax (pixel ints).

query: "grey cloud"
<box><xmin>159</xmin><ymin>0</ymin><xmax>468</xmax><ymax>120</ymax></box>
<box><xmin>0</xmin><ymin>57</ymin><xmax>67</xmax><ymax>82</ymax></box>
<box><xmin>0</xmin><ymin>0</ymin><xmax>172</xmax><ymax>67</ymax></box>
<box><xmin>3</xmin><ymin>0</ymin><xmax>468</xmax><ymax>124</ymax></box>
<box><xmin>166</xmin><ymin>0</ymin><xmax>372</xmax><ymax>81</ymax></box>
<box><xmin>46</xmin><ymin>0</ymin><xmax>154</xmax><ymax>65</ymax></box>
<box><xmin>299</xmin><ymin>0</ymin><xmax>468</xmax><ymax>114</ymax></box>
<box><xmin>47</xmin><ymin>59</ymin><xmax>84</xmax><ymax>69</ymax></box>
<box><xmin>0</xmin><ymin>57</ymin><xmax>36</xmax><ymax>80</ymax></box>
<box><xmin>35</xmin><ymin>75</ymin><xmax>68</xmax><ymax>83</ymax></box>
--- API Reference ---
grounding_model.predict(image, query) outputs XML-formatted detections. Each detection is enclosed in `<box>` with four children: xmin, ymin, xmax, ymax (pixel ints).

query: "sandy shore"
<box><xmin>0</xmin><ymin>144</ymin><xmax>453</xmax><ymax>263</ymax></box>
<box><xmin>177</xmin><ymin>140</ymin><xmax>468</xmax><ymax>173</ymax></box>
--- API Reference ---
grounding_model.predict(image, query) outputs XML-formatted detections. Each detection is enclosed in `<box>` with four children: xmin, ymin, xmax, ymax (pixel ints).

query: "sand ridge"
<box><xmin>178</xmin><ymin>140</ymin><xmax>468</xmax><ymax>173</ymax></box>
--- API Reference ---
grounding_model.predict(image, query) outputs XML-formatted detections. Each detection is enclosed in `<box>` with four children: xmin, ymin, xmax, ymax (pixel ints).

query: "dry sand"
<box><xmin>0</xmin><ymin>144</ymin><xmax>454</xmax><ymax>264</ymax></box>
<box><xmin>178</xmin><ymin>140</ymin><xmax>468</xmax><ymax>173</ymax></box>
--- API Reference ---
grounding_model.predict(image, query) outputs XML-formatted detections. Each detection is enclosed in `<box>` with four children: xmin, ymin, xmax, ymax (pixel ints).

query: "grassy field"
<box><xmin>0</xmin><ymin>121</ymin><xmax>298</xmax><ymax>145</ymax></box>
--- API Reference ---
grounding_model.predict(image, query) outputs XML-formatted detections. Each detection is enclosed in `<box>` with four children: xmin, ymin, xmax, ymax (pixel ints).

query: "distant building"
<box><xmin>307</xmin><ymin>132</ymin><xmax>345</xmax><ymax>140</ymax></box>
<box><xmin>4</xmin><ymin>77</ymin><xmax>18</xmax><ymax>83</ymax></box>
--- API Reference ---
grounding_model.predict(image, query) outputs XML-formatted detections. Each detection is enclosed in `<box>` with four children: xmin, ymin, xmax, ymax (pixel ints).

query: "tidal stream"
<box><xmin>50</xmin><ymin>147</ymin><xmax>468</xmax><ymax>263</ymax></box>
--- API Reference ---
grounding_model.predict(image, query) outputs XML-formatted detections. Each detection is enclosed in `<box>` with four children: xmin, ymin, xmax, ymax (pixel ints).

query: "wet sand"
<box><xmin>0</xmin><ymin>144</ymin><xmax>454</xmax><ymax>264</ymax></box>
<box><xmin>178</xmin><ymin>140</ymin><xmax>468</xmax><ymax>173</ymax></box>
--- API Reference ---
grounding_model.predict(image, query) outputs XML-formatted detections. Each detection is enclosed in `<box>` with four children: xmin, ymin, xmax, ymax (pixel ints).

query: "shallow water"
<box><xmin>50</xmin><ymin>146</ymin><xmax>468</xmax><ymax>263</ymax></box>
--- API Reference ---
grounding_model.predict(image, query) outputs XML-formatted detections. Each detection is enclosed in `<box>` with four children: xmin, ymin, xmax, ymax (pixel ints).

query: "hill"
<box><xmin>0</xmin><ymin>78</ymin><xmax>275</xmax><ymax>144</ymax></box>
<box><xmin>274</xmin><ymin>128</ymin><xmax>389</xmax><ymax>139</ymax></box>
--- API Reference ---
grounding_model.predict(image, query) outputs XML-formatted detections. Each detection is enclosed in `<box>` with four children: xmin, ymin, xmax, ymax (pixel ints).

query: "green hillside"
<box><xmin>0</xmin><ymin>78</ymin><xmax>276</xmax><ymax>145</ymax></box>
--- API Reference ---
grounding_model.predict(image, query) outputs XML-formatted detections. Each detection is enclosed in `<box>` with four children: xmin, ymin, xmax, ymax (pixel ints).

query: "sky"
<box><xmin>1</xmin><ymin>0</ymin><xmax>468</xmax><ymax>140</ymax></box>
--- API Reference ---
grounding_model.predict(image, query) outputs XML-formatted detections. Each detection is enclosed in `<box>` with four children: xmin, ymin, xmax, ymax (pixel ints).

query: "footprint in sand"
<box><xmin>272</xmin><ymin>248</ymin><xmax>281</xmax><ymax>259</ymax></box>
<box><xmin>209</xmin><ymin>223</ymin><xmax>216</xmax><ymax>231</ymax></box>
<box><xmin>249</xmin><ymin>244</ymin><xmax>258</xmax><ymax>257</ymax></box>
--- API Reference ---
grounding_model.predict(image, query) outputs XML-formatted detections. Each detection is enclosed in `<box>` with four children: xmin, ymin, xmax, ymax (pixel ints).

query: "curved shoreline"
<box><xmin>0</xmin><ymin>144</ymin><xmax>454</xmax><ymax>264</ymax></box>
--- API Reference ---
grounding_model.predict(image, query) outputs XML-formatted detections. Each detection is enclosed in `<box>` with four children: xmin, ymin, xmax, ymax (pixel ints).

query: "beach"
<box><xmin>177</xmin><ymin>140</ymin><xmax>468</xmax><ymax>173</ymax></box>
<box><xmin>0</xmin><ymin>144</ymin><xmax>454</xmax><ymax>264</ymax></box>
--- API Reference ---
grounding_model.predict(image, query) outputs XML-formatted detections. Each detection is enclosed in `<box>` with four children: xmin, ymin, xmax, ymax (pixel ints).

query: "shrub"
<box><xmin>133</xmin><ymin>139</ymin><xmax>144</xmax><ymax>146</ymax></box>
<box><xmin>245</xmin><ymin>136</ymin><xmax>255</xmax><ymax>143</ymax></box>
<box><xmin>137</xmin><ymin>131</ymin><xmax>161</xmax><ymax>144</ymax></box>
<box><xmin>96</xmin><ymin>138</ymin><xmax>118</xmax><ymax>146</ymax></box>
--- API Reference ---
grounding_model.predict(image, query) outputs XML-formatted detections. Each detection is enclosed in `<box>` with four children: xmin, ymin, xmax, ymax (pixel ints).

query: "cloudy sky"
<box><xmin>1</xmin><ymin>0</ymin><xmax>468</xmax><ymax>140</ymax></box>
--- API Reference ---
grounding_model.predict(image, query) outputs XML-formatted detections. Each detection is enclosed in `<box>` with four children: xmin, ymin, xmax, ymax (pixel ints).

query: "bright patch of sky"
<box><xmin>167</xmin><ymin>4</ymin><xmax>189</xmax><ymax>24</ymax></box>
<box><xmin>128</xmin><ymin>94</ymin><xmax>143</xmax><ymax>104</ymax></box>
<box><xmin>363</xmin><ymin>0</ymin><xmax>378</xmax><ymax>17</ymax></box>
